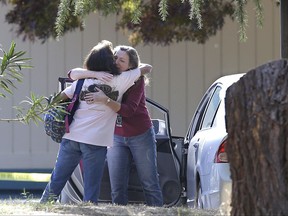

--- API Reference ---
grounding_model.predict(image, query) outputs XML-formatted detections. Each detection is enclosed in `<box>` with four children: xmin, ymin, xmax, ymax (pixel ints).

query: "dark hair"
<box><xmin>84</xmin><ymin>40</ymin><xmax>120</xmax><ymax>75</ymax></box>
<box><xmin>114</xmin><ymin>45</ymin><xmax>140</xmax><ymax>70</ymax></box>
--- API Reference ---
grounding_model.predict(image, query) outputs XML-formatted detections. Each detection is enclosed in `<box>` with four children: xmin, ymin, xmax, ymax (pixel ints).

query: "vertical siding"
<box><xmin>30</xmin><ymin>42</ymin><xmax>49</xmax><ymax>154</ymax></box>
<box><xmin>99</xmin><ymin>15</ymin><xmax>118</xmax><ymax>43</ymax></box>
<box><xmin>9</xmin><ymin>33</ymin><xmax>32</xmax><ymax>162</ymax></box>
<box><xmin>256</xmin><ymin>0</ymin><xmax>276</xmax><ymax>64</ymax></box>
<box><xmin>187</xmin><ymin>43</ymin><xmax>205</xmax><ymax>124</ymax></box>
<box><xmin>64</xmin><ymin>31</ymin><xmax>83</xmax><ymax>72</ymax></box>
<box><xmin>82</xmin><ymin>13</ymin><xmax>101</xmax><ymax>56</ymax></box>
<box><xmin>221</xmin><ymin>16</ymin><xmax>240</xmax><ymax>76</ymax></box>
<box><xmin>135</xmin><ymin>45</ymin><xmax>153</xmax><ymax>99</ymax></box>
<box><xmin>169</xmin><ymin>43</ymin><xmax>188</xmax><ymax>135</ymax></box>
<box><xmin>239</xmin><ymin>3</ymin><xmax>257</xmax><ymax>72</ymax></box>
<box><xmin>149</xmin><ymin>46</ymin><xmax>170</xmax><ymax>108</ymax></box>
<box><xmin>0</xmin><ymin>1</ymin><xmax>280</xmax><ymax>169</ymax></box>
<box><xmin>204</xmin><ymin>31</ymin><xmax>222</xmax><ymax>89</ymax></box>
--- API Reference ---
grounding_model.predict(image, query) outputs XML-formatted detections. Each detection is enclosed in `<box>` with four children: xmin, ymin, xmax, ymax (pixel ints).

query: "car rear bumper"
<box><xmin>207</xmin><ymin>163</ymin><xmax>231</xmax><ymax>209</ymax></box>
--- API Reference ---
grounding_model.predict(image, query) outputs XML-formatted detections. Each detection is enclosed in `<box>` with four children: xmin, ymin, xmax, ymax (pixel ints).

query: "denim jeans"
<box><xmin>40</xmin><ymin>139</ymin><xmax>107</xmax><ymax>203</ymax></box>
<box><xmin>107</xmin><ymin>127</ymin><xmax>163</xmax><ymax>206</ymax></box>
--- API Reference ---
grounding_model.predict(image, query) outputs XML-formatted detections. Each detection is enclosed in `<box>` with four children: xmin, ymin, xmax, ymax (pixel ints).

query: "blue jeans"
<box><xmin>107</xmin><ymin>127</ymin><xmax>163</xmax><ymax>206</ymax></box>
<box><xmin>40</xmin><ymin>139</ymin><xmax>107</xmax><ymax>203</ymax></box>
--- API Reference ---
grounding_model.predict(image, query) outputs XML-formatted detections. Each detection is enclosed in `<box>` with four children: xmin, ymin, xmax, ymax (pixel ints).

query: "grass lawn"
<box><xmin>0</xmin><ymin>199</ymin><xmax>221</xmax><ymax>216</ymax></box>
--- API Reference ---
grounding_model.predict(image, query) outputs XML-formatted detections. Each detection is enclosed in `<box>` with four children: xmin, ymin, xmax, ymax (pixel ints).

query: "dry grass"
<box><xmin>0</xmin><ymin>199</ymin><xmax>220</xmax><ymax>216</ymax></box>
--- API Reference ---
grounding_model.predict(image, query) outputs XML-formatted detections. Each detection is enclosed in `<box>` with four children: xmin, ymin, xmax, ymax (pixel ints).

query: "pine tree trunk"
<box><xmin>225</xmin><ymin>59</ymin><xmax>288</xmax><ymax>216</ymax></box>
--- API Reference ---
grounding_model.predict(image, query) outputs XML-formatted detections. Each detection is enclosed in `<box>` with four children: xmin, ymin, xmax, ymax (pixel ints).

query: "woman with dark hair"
<box><xmin>40</xmin><ymin>40</ymin><xmax>151</xmax><ymax>204</ymax></box>
<box><xmin>69</xmin><ymin>45</ymin><xmax>163</xmax><ymax>206</ymax></box>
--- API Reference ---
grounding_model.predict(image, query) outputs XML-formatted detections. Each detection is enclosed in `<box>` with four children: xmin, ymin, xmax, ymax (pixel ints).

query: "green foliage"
<box><xmin>0</xmin><ymin>41</ymin><xmax>31</xmax><ymax>98</ymax></box>
<box><xmin>48</xmin><ymin>0</ymin><xmax>266</xmax><ymax>45</ymax></box>
<box><xmin>15</xmin><ymin>93</ymin><xmax>51</xmax><ymax>125</ymax></box>
<box><xmin>1</xmin><ymin>0</ymin><xmax>265</xmax><ymax>45</ymax></box>
<box><xmin>121</xmin><ymin>0</ymin><xmax>142</xmax><ymax>24</ymax></box>
<box><xmin>56</xmin><ymin>0</ymin><xmax>123</xmax><ymax>39</ymax></box>
<box><xmin>12</xmin><ymin>92</ymin><xmax>69</xmax><ymax>125</ymax></box>
<box><xmin>234</xmin><ymin>0</ymin><xmax>263</xmax><ymax>41</ymax></box>
<box><xmin>188</xmin><ymin>0</ymin><xmax>204</xmax><ymax>29</ymax></box>
<box><xmin>57</xmin><ymin>0</ymin><xmax>235</xmax><ymax>46</ymax></box>
<box><xmin>0</xmin><ymin>41</ymin><xmax>68</xmax><ymax>124</ymax></box>
<box><xmin>3</xmin><ymin>0</ymin><xmax>83</xmax><ymax>43</ymax></box>
<box><xmin>118</xmin><ymin>0</ymin><xmax>235</xmax><ymax>46</ymax></box>
<box><xmin>234</xmin><ymin>0</ymin><xmax>249</xmax><ymax>41</ymax></box>
<box><xmin>159</xmin><ymin>0</ymin><xmax>169</xmax><ymax>21</ymax></box>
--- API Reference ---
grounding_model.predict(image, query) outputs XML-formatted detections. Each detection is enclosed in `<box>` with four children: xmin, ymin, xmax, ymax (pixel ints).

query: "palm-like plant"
<box><xmin>0</xmin><ymin>41</ymin><xmax>31</xmax><ymax>98</ymax></box>
<box><xmin>0</xmin><ymin>41</ymin><xmax>65</xmax><ymax>124</ymax></box>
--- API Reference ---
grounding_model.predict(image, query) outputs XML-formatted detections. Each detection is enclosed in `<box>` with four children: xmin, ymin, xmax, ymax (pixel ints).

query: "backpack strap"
<box><xmin>65</xmin><ymin>79</ymin><xmax>85</xmax><ymax>132</ymax></box>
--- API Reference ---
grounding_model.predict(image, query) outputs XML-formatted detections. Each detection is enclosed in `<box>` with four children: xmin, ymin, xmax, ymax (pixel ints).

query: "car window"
<box><xmin>200</xmin><ymin>86</ymin><xmax>221</xmax><ymax>130</ymax></box>
<box><xmin>186</xmin><ymin>84</ymin><xmax>216</xmax><ymax>139</ymax></box>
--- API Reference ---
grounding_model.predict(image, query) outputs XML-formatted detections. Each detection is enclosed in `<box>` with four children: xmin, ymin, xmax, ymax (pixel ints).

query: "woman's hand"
<box><xmin>84</xmin><ymin>89</ymin><xmax>108</xmax><ymax>104</ymax></box>
<box><xmin>139</xmin><ymin>63</ymin><xmax>152</xmax><ymax>75</ymax></box>
<box><xmin>84</xmin><ymin>88</ymin><xmax>121</xmax><ymax>112</ymax></box>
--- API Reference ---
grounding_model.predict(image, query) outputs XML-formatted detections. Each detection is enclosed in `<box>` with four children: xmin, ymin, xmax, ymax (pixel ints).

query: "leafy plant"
<box><xmin>13</xmin><ymin>92</ymin><xmax>65</xmax><ymax>124</ymax></box>
<box><xmin>0</xmin><ymin>41</ymin><xmax>67</xmax><ymax>124</ymax></box>
<box><xmin>0</xmin><ymin>41</ymin><xmax>31</xmax><ymax>98</ymax></box>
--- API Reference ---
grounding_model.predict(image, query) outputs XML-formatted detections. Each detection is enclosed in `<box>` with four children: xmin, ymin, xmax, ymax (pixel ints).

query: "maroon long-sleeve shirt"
<box><xmin>115</xmin><ymin>76</ymin><xmax>152</xmax><ymax>137</ymax></box>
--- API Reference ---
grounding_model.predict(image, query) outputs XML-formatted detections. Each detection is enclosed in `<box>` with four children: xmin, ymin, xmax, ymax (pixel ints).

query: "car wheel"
<box><xmin>196</xmin><ymin>181</ymin><xmax>203</xmax><ymax>208</ymax></box>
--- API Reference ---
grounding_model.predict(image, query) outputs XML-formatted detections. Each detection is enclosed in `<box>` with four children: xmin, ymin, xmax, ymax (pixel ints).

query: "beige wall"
<box><xmin>0</xmin><ymin>1</ymin><xmax>280</xmax><ymax>169</ymax></box>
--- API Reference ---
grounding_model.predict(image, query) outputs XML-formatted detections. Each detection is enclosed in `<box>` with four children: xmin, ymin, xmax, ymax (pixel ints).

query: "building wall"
<box><xmin>0</xmin><ymin>1</ymin><xmax>280</xmax><ymax>169</ymax></box>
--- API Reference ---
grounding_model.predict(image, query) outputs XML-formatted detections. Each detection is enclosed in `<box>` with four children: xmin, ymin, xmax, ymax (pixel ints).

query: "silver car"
<box><xmin>185</xmin><ymin>73</ymin><xmax>244</xmax><ymax>209</ymax></box>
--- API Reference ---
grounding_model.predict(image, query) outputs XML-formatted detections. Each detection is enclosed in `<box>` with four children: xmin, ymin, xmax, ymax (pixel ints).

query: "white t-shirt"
<box><xmin>62</xmin><ymin>68</ymin><xmax>141</xmax><ymax>147</ymax></box>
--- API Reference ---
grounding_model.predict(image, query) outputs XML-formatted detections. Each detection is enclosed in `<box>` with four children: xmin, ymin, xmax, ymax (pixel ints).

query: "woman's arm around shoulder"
<box><xmin>68</xmin><ymin>68</ymin><xmax>113</xmax><ymax>82</ymax></box>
